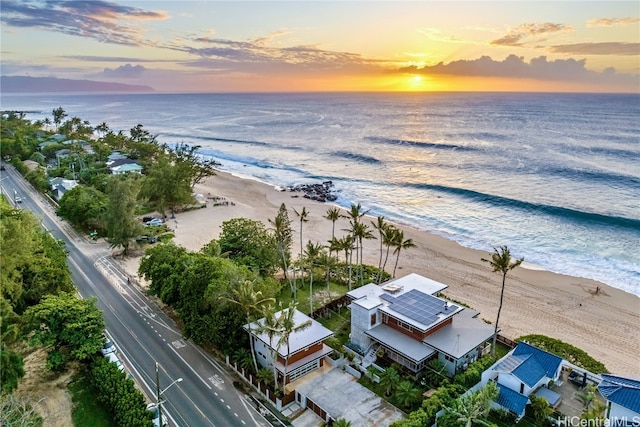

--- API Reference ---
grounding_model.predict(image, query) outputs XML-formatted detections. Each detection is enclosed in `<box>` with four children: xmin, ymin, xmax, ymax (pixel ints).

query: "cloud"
<box><xmin>491</xmin><ymin>23</ymin><xmax>574</xmax><ymax>47</ymax></box>
<box><xmin>587</xmin><ymin>17</ymin><xmax>640</xmax><ymax>27</ymax></box>
<box><xmin>63</xmin><ymin>56</ymin><xmax>162</xmax><ymax>63</ymax></box>
<box><xmin>549</xmin><ymin>42</ymin><xmax>639</xmax><ymax>56</ymax></box>
<box><xmin>172</xmin><ymin>36</ymin><xmax>390</xmax><ymax>75</ymax></box>
<box><xmin>101</xmin><ymin>64</ymin><xmax>146</xmax><ymax>78</ymax></box>
<box><xmin>398</xmin><ymin>54</ymin><xmax>637</xmax><ymax>86</ymax></box>
<box><xmin>0</xmin><ymin>0</ymin><xmax>168</xmax><ymax>46</ymax></box>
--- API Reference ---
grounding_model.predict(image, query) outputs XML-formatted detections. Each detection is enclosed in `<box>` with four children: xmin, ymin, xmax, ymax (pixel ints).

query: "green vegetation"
<box><xmin>516</xmin><ymin>334</ymin><xmax>608</xmax><ymax>373</ymax></box>
<box><xmin>23</xmin><ymin>292</ymin><xmax>105</xmax><ymax>371</ymax></box>
<box><xmin>69</xmin><ymin>370</ymin><xmax>115</xmax><ymax>427</ymax></box>
<box><xmin>89</xmin><ymin>358</ymin><xmax>152</xmax><ymax>427</ymax></box>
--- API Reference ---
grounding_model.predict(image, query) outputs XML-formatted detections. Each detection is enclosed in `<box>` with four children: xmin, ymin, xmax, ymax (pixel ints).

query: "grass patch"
<box><xmin>277</xmin><ymin>278</ymin><xmax>348</xmax><ymax>314</ymax></box>
<box><xmin>69</xmin><ymin>369</ymin><xmax>115</xmax><ymax>427</ymax></box>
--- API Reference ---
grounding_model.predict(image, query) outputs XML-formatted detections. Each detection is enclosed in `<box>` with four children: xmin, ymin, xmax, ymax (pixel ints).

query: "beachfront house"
<box><xmin>107</xmin><ymin>158</ymin><xmax>143</xmax><ymax>175</ymax></box>
<box><xmin>347</xmin><ymin>273</ymin><xmax>494</xmax><ymax>376</ymax></box>
<box><xmin>480</xmin><ymin>342</ymin><xmax>563</xmax><ymax>420</ymax></box>
<box><xmin>246</xmin><ymin>309</ymin><xmax>334</xmax><ymax>385</ymax></box>
<box><xmin>598</xmin><ymin>374</ymin><xmax>640</xmax><ymax>427</ymax></box>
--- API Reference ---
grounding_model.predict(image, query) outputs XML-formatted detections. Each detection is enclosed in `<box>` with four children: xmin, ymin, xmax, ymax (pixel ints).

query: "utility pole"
<box><xmin>156</xmin><ymin>362</ymin><xmax>163</xmax><ymax>427</ymax></box>
<box><xmin>154</xmin><ymin>362</ymin><xmax>182</xmax><ymax>426</ymax></box>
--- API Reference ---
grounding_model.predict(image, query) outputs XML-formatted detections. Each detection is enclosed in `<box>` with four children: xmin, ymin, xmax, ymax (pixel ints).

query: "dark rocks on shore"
<box><xmin>285</xmin><ymin>181</ymin><xmax>337</xmax><ymax>203</ymax></box>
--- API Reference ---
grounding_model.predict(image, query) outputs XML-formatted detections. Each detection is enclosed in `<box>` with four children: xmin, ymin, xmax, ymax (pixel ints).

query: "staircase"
<box><xmin>361</xmin><ymin>344</ymin><xmax>380</xmax><ymax>368</ymax></box>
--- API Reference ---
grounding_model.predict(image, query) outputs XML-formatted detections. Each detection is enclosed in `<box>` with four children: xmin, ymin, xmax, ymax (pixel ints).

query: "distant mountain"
<box><xmin>1</xmin><ymin>76</ymin><xmax>154</xmax><ymax>93</ymax></box>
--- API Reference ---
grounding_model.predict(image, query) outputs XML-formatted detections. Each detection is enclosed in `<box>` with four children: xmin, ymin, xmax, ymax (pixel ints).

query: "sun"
<box><xmin>402</xmin><ymin>74</ymin><xmax>428</xmax><ymax>91</ymax></box>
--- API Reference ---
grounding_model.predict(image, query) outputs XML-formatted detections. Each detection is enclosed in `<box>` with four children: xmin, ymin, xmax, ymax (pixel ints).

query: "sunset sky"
<box><xmin>1</xmin><ymin>1</ymin><xmax>638</xmax><ymax>93</ymax></box>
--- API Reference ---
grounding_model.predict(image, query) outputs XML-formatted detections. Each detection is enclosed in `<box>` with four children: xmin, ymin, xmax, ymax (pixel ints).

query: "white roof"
<box><xmin>366</xmin><ymin>324</ymin><xmax>436</xmax><ymax>362</ymax></box>
<box><xmin>348</xmin><ymin>273</ymin><xmax>458</xmax><ymax>330</ymax></box>
<box><xmin>422</xmin><ymin>309</ymin><xmax>495</xmax><ymax>358</ymax></box>
<box><xmin>348</xmin><ymin>273</ymin><xmax>448</xmax><ymax>302</ymax></box>
<box><xmin>248</xmin><ymin>309</ymin><xmax>333</xmax><ymax>358</ymax></box>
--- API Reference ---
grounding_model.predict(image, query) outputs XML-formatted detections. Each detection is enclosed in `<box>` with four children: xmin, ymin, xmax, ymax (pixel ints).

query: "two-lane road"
<box><xmin>1</xmin><ymin>165</ymin><xmax>270</xmax><ymax>427</ymax></box>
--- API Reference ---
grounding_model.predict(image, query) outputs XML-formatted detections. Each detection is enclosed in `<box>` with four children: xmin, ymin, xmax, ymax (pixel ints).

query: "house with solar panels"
<box><xmin>346</xmin><ymin>273</ymin><xmax>495</xmax><ymax>376</ymax></box>
<box><xmin>598</xmin><ymin>374</ymin><xmax>640</xmax><ymax>427</ymax></box>
<box><xmin>480</xmin><ymin>342</ymin><xmax>563</xmax><ymax>420</ymax></box>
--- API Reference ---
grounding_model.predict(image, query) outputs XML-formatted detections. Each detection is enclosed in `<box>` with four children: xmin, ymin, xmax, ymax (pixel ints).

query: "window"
<box><xmin>370</xmin><ymin>313</ymin><xmax>377</xmax><ymax>326</ymax></box>
<box><xmin>398</xmin><ymin>320</ymin><xmax>413</xmax><ymax>332</ymax></box>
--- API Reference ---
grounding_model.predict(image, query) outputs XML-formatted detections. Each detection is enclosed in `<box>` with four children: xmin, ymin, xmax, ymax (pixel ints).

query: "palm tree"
<box><xmin>95</xmin><ymin>121</ymin><xmax>109</xmax><ymax>137</ymax></box>
<box><xmin>276</xmin><ymin>302</ymin><xmax>312</xmax><ymax>391</ymax></box>
<box><xmin>371</xmin><ymin>216</ymin><xmax>388</xmax><ymax>282</ymax></box>
<box><xmin>581</xmin><ymin>399</ymin><xmax>606</xmax><ymax>424</ymax></box>
<box><xmin>380</xmin><ymin>225</ymin><xmax>398</xmax><ymax>281</ymax></box>
<box><xmin>324</xmin><ymin>207</ymin><xmax>341</xmax><ymax>254</ymax></box>
<box><xmin>257</xmin><ymin>367</ymin><xmax>274</xmax><ymax>388</ymax></box>
<box><xmin>232</xmin><ymin>347</ymin><xmax>253</xmax><ymax>372</ymax></box>
<box><xmin>378</xmin><ymin>366</ymin><xmax>400</xmax><ymax>397</ymax></box>
<box><xmin>345</xmin><ymin>203</ymin><xmax>365</xmax><ymax>266</ymax></box>
<box><xmin>395</xmin><ymin>380</ymin><xmax>421</xmax><ymax>409</ymax></box>
<box><xmin>346</xmin><ymin>202</ymin><xmax>367</xmax><ymax>224</ymax></box>
<box><xmin>316</xmin><ymin>250</ymin><xmax>337</xmax><ymax>297</ymax></box>
<box><xmin>391</xmin><ymin>230</ymin><xmax>416</xmax><ymax>278</ymax></box>
<box><xmin>52</xmin><ymin>106</ymin><xmax>67</xmax><ymax>131</ymax></box>
<box><xmin>530</xmin><ymin>395</ymin><xmax>553</xmax><ymax>425</ymax></box>
<box><xmin>254</xmin><ymin>304</ymin><xmax>282</xmax><ymax>389</ymax></box>
<box><xmin>443</xmin><ymin>381</ymin><xmax>499</xmax><ymax>427</ymax></box>
<box><xmin>304</xmin><ymin>241</ymin><xmax>323</xmax><ymax>314</ymax></box>
<box><xmin>269</xmin><ymin>204</ymin><xmax>294</xmax><ymax>296</ymax></box>
<box><xmin>481</xmin><ymin>245</ymin><xmax>523</xmax><ymax>357</ymax></box>
<box><xmin>293</xmin><ymin>206</ymin><xmax>309</xmax><ymax>288</ymax></box>
<box><xmin>353</xmin><ymin>221</ymin><xmax>375</xmax><ymax>286</ymax></box>
<box><xmin>332</xmin><ymin>419</ymin><xmax>352</xmax><ymax>427</ymax></box>
<box><xmin>222</xmin><ymin>280</ymin><xmax>275</xmax><ymax>373</ymax></box>
<box><xmin>576</xmin><ymin>384</ymin><xmax>599</xmax><ymax>409</ymax></box>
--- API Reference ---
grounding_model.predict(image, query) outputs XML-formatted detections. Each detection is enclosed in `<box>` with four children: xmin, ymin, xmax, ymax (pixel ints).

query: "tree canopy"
<box><xmin>217</xmin><ymin>218</ymin><xmax>280</xmax><ymax>276</ymax></box>
<box><xmin>23</xmin><ymin>292</ymin><xmax>105</xmax><ymax>371</ymax></box>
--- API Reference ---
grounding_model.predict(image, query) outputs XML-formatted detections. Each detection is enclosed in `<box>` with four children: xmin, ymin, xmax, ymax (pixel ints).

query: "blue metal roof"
<box><xmin>496</xmin><ymin>383</ymin><xmax>529</xmax><ymax>416</ymax></box>
<box><xmin>598</xmin><ymin>374</ymin><xmax>640</xmax><ymax>414</ymax></box>
<box><xmin>512</xmin><ymin>342</ymin><xmax>562</xmax><ymax>385</ymax></box>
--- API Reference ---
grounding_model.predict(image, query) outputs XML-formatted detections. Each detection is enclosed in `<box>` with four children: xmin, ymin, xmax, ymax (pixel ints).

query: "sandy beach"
<box><xmin>123</xmin><ymin>170</ymin><xmax>639</xmax><ymax>376</ymax></box>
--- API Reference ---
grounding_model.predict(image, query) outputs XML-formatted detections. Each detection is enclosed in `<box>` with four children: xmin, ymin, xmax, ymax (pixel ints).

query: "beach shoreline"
<box><xmin>122</xmin><ymin>169</ymin><xmax>640</xmax><ymax>376</ymax></box>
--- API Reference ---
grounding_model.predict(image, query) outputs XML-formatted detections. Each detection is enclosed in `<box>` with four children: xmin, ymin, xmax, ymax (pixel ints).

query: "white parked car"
<box><xmin>106</xmin><ymin>352</ymin><xmax>125</xmax><ymax>372</ymax></box>
<box><xmin>100</xmin><ymin>337</ymin><xmax>116</xmax><ymax>356</ymax></box>
<box><xmin>145</xmin><ymin>218</ymin><xmax>163</xmax><ymax>227</ymax></box>
<box><xmin>146</xmin><ymin>403</ymin><xmax>168</xmax><ymax>427</ymax></box>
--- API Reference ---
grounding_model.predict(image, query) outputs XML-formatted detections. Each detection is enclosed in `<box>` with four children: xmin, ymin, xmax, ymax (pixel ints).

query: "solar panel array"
<box><xmin>388</xmin><ymin>289</ymin><xmax>458</xmax><ymax>326</ymax></box>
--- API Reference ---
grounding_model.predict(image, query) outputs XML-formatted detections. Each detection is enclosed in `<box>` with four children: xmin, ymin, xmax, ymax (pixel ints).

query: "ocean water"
<box><xmin>2</xmin><ymin>92</ymin><xmax>639</xmax><ymax>296</ymax></box>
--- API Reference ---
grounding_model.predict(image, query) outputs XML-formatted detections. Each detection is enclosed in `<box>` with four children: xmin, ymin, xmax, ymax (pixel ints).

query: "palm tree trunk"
<box><xmin>377</xmin><ymin>237</ymin><xmax>384</xmax><ymax>283</ymax></box>
<box><xmin>359</xmin><ymin>238</ymin><xmax>364</xmax><ymax>286</ymax></box>
<box><xmin>381</xmin><ymin>245</ymin><xmax>391</xmax><ymax>282</ymax></box>
<box><xmin>247</xmin><ymin>320</ymin><xmax>259</xmax><ymax>373</ymax></box>
<box><xmin>283</xmin><ymin>340</ymin><xmax>291</xmax><ymax>392</ymax></box>
<box><xmin>393</xmin><ymin>249</ymin><xmax>401</xmax><ymax>278</ymax></box>
<box><xmin>278</xmin><ymin>243</ymin><xmax>296</xmax><ymax>301</ymax></box>
<box><xmin>492</xmin><ymin>274</ymin><xmax>507</xmax><ymax>357</ymax></box>
<box><xmin>309</xmin><ymin>270</ymin><xmax>314</xmax><ymax>315</ymax></box>
<box><xmin>347</xmin><ymin>248</ymin><xmax>354</xmax><ymax>291</ymax></box>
